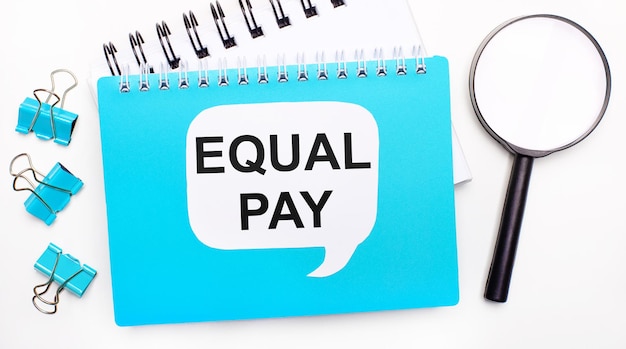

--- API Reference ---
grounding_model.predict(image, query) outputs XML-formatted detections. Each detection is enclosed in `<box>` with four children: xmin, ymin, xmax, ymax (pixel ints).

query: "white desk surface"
<box><xmin>1</xmin><ymin>0</ymin><xmax>624</xmax><ymax>347</ymax></box>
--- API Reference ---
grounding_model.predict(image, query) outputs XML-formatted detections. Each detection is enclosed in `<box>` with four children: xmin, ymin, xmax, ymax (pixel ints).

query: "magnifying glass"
<box><xmin>469</xmin><ymin>14</ymin><xmax>611</xmax><ymax>302</ymax></box>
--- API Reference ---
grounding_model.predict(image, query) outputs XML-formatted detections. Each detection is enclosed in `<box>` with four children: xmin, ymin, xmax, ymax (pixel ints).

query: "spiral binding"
<box><xmin>116</xmin><ymin>45</ymin><xmax>427</xmax><ymax>93</ymax></box>
<box><xmin>103</xmin><ymin>0</ymin><xmax>347</xmax><ymax>76</ymax></box>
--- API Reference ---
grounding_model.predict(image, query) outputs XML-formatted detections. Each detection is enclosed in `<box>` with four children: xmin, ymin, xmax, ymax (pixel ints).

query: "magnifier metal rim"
<box><xmin>469</xmin><ymin>14</ymin><xmax>611</xmax><ymax>158</ymax></box>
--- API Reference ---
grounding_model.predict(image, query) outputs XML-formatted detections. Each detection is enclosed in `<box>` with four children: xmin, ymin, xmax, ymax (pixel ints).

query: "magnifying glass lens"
<box><xmin>473</xmin><ymin>16</ymin><xmax>608</xmax><ymax>153</ymax></box>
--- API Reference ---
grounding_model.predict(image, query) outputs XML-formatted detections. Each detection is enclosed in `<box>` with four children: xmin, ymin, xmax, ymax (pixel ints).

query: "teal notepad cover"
<box><xmin>97</xmin><ymin>56</ymin><xmax>458</xmax><ymax>326</ymax></box>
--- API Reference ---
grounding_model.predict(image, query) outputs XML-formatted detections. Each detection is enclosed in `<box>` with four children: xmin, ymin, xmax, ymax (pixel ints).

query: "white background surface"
<box><xmin>1</xmin><ymin>0</ymin><xmax>624</xmax><ymax>348</ymax></box>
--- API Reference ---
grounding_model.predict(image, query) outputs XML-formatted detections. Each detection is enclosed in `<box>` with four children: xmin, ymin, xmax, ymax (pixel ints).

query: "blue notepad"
<box><xmin>97</xmin><ymin>56</ymin><xmax>458</xmax><ymax>326</ymax></box>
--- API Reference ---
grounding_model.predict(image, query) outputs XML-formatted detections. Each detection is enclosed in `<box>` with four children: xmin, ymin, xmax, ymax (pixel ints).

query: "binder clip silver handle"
<box><xmin>48</xmin><ymin>69</ymin><xmax>78</xmax><ymax>109</ymax></box>
<box><xmin>27</xmin><ymin>89</ymin><xmax>61</xmax><ymax>138</ymax></box>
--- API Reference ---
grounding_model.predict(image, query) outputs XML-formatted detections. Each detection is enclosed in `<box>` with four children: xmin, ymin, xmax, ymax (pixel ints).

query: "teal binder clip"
<box><xmin>33</xmin><ymin>243</ymin><xmax>97</xmax><ymax>314</ymax></box>
<box><xmin>16</xmin><ymin>69</ymin><xmax>79</xmax><ymax>146</ymax></box>
<box><xmin>9</xmin><ymin>153</ymin><xmax>83</xmax><ymax>225</ymax></box>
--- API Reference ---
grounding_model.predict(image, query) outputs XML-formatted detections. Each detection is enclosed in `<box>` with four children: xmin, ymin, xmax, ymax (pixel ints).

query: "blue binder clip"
<box><xmin>16</xmin><ymin>69</ymin><xmax>79</xmax><ymax>146</ymax></box>
<box><xmin>9</xmin><ymin>153</ymin><xmax>83</xmax><ymax>225</ymax></box>
<box><xmin>33</xmin><ymin>243</ymin><xmax>97</xmax><ymax>314</ymax></box>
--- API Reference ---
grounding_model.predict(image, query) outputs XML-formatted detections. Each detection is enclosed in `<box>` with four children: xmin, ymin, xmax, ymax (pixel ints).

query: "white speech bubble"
<box><xmin>186</xmin><ymin>101</ymin><xmax>378</xmax><ymax>277</ymax></box>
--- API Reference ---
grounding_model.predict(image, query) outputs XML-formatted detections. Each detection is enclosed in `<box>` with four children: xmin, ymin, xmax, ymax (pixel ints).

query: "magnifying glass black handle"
<box><xmin>485</xmin><ymin>154</ymin><xmax>534</xmax><ymax>302</ymax></box>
